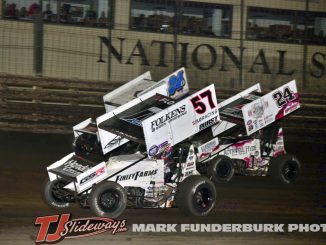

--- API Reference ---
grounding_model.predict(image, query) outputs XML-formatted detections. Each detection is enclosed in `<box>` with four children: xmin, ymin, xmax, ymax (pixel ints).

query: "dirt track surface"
<box><xmin>0</xmin><ymin>132</ymin><xmax>325</xmax><ymax>244</ymax></box>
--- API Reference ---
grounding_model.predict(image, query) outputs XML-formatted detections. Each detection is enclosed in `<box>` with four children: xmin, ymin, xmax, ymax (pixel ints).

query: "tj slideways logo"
<box><xmin>34</xmin><ymin>213</ymin><xmax>127</xmax><ymax>244</ymax></box>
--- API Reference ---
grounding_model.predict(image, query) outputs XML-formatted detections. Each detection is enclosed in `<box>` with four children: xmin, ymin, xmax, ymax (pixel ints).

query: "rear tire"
<box><xmin>208</xmin><ymin>156</ymin><xmax>234</xmax><ymax>183</ymax></box>
<box><xmin>270</xmin><ymin>154</ymin><xmax>301</xmax><ymax>184</ymax></box>
<box><xmin>89</xmin><ymin>181</ymin><xmax>127</xmax><ymax>218</ymax></box>
<box><xmin>42</xmin><ymin>178</ymin><xmax>72</xmax><ymax>210</ymax></box>
<box><xmin>177</xmin><ymin>175</ymin><xmax>216</xmax><ymax>216</ymax></box>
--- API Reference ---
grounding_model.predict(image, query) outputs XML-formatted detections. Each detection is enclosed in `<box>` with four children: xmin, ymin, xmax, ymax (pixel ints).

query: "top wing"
<box><xmin>103</xmin><ymin>71</ymin><xmax>154</xmax><ymax>112</ymax></box>
<box><xmin>215</xmin><ymin>80</ymin><xmax>300</xmax><ymax>136</ymax></box>
<box><xmin>219</xmin><ymin>91</ymin><xmax>263</xmax><ymax>124</ymax></box>
<box><xmin>242</xmin><ymin>80</ymin><xmax>300</xmax><ymax>135</ymax></box>
<box><xmin>97</xmin><ymin>67</ymin><xmax>190</xmax><ymax>154</ymax></box>
<box><xmin>98</xmin><ymin>94</ymin><xmax>176</xmax><ymax>144</ymax></box>
<box><xmin>73</xmin><ymin>118</ymin><xmax>97</xmax><ymax>138</ymax></box>
<box><xmin>211</xmin><ymin>83</ymin><xmax>261</xmax><ymax>137</ymax></box>
<box><xmin>138</xmin><ymin>67</ymin><xmax>189</xmax><ymax>99</ymax></box>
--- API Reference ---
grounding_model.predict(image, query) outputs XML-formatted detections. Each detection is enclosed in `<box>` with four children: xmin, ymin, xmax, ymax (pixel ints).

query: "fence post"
<box><xmin>107</xmin><ymin>0</ymin><xmax>116</xmax><ymax>83</ymax></box>
<box><xmin>33</xmin><ymin>0</ymin><xmax>43</xmax><ymax>76</ymax></box>
<box><xmin>239</xmin><ymin>0</ymin><xmax>244</xmax><ymax>89</ymax></box>
<box><xmin>302</xmin><ymin>0</ymin><xmax>309</xmax><ymax>90</ymax></box>
<box><xmin>173</xmin><ymin>0</ymin><xmax>183</xmax><ymax>70</ymax></box>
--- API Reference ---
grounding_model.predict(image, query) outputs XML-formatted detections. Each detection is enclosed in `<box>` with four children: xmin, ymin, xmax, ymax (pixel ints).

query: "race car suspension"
<box><xmin>125</xmin><ymin>187</ymin><xmax>145</xmax><ymax>208</ymax></box>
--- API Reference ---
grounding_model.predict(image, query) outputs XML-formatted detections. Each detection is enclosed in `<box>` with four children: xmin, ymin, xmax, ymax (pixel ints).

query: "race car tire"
<box><xmin>42</xmin><ymin>178</ymin><xmax>72</xmax><ymax>210</ymax></box>
<box><xmin>89</xmin><ymin>181</ymin><xmax>127</xmax><ymax>218</ymax></box>
<box><xmin>270</xmin><ymin>154</ymin><xmax>301</xmax><ymax>184</ymax></box>
<box><xmin>177</xmin><ymin>175</ymin><xmax>216</xmax><ymax>216</ymax></box>
<box><xmin>208</xmin><ymin>155</ymin><xmax>234</xmax><ymax>183</ymax></box>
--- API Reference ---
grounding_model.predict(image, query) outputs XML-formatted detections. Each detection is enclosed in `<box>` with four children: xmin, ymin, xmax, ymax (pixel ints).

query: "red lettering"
<box><xmin>46</xmin><ymin>214</ymin><xmax>71</xmax><ymax>242</ymax></box>
<box><xmin>35</xmin><ymin>214</ymin><xmax>71</xmax><ymax>243</ymax></box>
<box><xmin>35</xmin><ymin>215</ymin><xmax>59</xmax><ymax>243</ymax></box>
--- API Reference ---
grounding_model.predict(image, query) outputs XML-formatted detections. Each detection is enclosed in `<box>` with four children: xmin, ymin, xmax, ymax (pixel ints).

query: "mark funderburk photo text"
<box><xmin>132</xmin><ymin>224</ymin><xmax>326</xmax><ymax>233</ymax></box>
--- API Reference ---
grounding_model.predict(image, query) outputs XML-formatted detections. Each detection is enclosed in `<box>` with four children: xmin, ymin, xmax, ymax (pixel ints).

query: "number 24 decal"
<box><xmin>191</xmin><ymin>90</ymin><xmax>216</xmax><ymax>114</ymax></box>
<box><xmin>272</xmin><ymin>86</ymin><xmax>296</xmax><ymax>107</ymax></box>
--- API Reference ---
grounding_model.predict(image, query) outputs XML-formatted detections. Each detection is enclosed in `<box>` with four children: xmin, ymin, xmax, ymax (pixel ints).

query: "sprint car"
<box><xmin>195</xmin><ymin>80</ymin><xmax>301</xmax><ymax>185</ymax></box>
<box><xmin>43</xmin><ymin>68</ymin><xmax>301</xmax><ymax>218</ymax></box>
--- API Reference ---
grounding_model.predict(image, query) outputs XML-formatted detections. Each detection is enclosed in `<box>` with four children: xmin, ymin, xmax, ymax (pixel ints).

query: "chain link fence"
<box><xmin>0</xmin><ymin>0</ymin><xmax>325</xmax><ymax>92</ymax></box>
<box><xmin>0</xmin><ymin>0</ymin><xmax>326</xmax><ymax>139</ymax></box>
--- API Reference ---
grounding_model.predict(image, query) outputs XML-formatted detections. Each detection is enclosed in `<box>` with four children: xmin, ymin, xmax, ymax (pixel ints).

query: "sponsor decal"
<box><xmin>105</xmin><ymin>136</ymin><xmax>122</xmax><ymax>149</ymax></box>
<box><xmin>264</xmin><ymin>114</ymin><xmax>274</xmax><ymax>124</ymax></box>
<box><xmin>258</xmin><ymin>119</ymin><xmax>264</xmax><ymax>128</ymax></box>
<box><xmin>275</xmin><ymin>99</ymin><xmax>300</xmax><ymax>120</ymax></box>
<box><xmin>284</xmin><ymin>101</ymin><xmax>300</xmax><ymax>115</ymax></box>
<box><xmin>158</xmin><ymin>141</ymin><xmax>169</xmax><ymax>152</ymax></box>
<box><xmin>199</xmin><ymin>143</ymin><xmax>227</xmax><ymax>161</ymax></box>
<box><xmin>247</xmin><ymin>120</ymin><xmax>252</xmax><ymax>126</ymax></box>
<box><xmin>251</xmin><ymin>103</ymin><xmax>264</xmax><ymax>119</ymax></box>
<box><xmin>156</xmin><ymin>96</ymin><xmax>175</xmax><ymax>105</ymax></box>
<box><xmin>184</xmin><ymin>170</ymin><xmax>194</xmax><ymax>176</ymax></box>
<box><xmin>185</xmin><ymin>161</ymin><xmax>195</xmax><ymax>171</ymax></box>
<box><xmin>192</xmin><ymin>109</ymin><xmax>219</xmax><ymax>125</ymax></box>
<box><xmin>34</xmin><ymin>213</ymin><xmax>127</xmax><ymax>244</ymax></box>
<box><xmin>115</xmin><ymin>169</ymin><xmax>158</xmax><ymax>182</ymax></box>
<box><xmin>80</xmin><ymin>167</ymin><xmax>105</xmax><ymax>185</ymax></box>
<box><xmin>148</xmin><ymin>145</ymin><xmax>159</xmax><ymax>156</ymax></box>
<box><xmin>224</xmin><ymin>142</ymin><xmax>257</xmax><ymax>157</ymax></box>
<box><xmin>248</xmin><ymin>123</ymin><xmax>254</xmax><ymax>132</ymax></box>
<box><xmin>186</xmin><ymin>162</ymin><xmax>195</xmax><ymax>167</ymax></box>
<box><xmin>168</xmin><ymin>70</ymin><xmax>185</xmax><ymax>96</ymax></box>
<box><xmin>148</xmin><ymin>141</ymin><xmax>169</xmax><ymax>156</ymax></box>
<box><xmin>151</xmin><ymin>105</ymin><xmax>187</xmax><ymax>132</ymax></box>
<box><xmin>200</xmin><ymin>139</ymin><xmax>218</xmax><ymax>154</ymax></box>
<box><xmin>62</xmin><ymin>159</ymin><xmax>90</xmax><ymax>176</ymax></box>
<box><xmin>199</xmin><ymin>116</ymin><xmax>219</xmax><ymax>131</ymax></box>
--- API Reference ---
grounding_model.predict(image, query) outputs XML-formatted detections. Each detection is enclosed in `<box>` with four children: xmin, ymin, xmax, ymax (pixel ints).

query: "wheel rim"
<box><xmin>51</xmin><ymin>181</ymin><xmax>68</xmax><ymax>203</ymax></box>
<box><xmin>193</xmin><ymin>186</ymin><xmax>213</xmax><ymax>212</ymax></box>
<box><xmin>98</xmin><ymin>189</ymin><xmax>120</xmax><ymax>212</ymax></box>
<box><xmin>216</xmin><ymin>161</ymin><xmax>231</xmax><ymax>178</ymax></box>
<box><xmin>282</xmin><ymin>160</ymin><xmax>299</xmax><ymax>182</ymax></box>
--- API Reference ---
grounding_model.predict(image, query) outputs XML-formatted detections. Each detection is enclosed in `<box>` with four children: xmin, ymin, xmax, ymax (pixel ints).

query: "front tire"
<box><xmin>270</xmin><ymin>154</ymin><xmax>301</xmax><ymax>184</ymax></box>
<box><xmin>177</xmin><ymin>175</ymin><xmax>216</xmax><ymax>216</ymax></box>
<box><xmin>42</xmin><ymin>178</ymin><xmax>72</xmax><ymax>210</ymax></box>
<box><xmin>208</xmin><ymin>156</ymin><xmax>234</xmax><ymax>183</ymax></box>
<box><xmin>89</xmin><ymin>181</ymin><xmax>127</xmax><ymax>218</ymax></box>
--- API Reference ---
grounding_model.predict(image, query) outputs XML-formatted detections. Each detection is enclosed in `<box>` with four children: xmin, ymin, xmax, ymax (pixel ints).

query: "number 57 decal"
<box><xmin>191</xmin><ymin>90</ymin><xmax>216</xmax><ymax>114</ymax></box>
